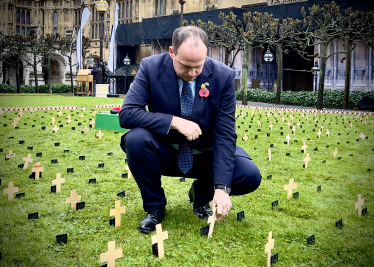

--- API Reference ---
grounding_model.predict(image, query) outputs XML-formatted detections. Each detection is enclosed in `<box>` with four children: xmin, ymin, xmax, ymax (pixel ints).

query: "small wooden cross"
<box><xmin>282</xmin><ymin>116</ymin><xmax>285</xmax><ymax>122</ymax></box>
<box><xmin>12</xmin><ymin>120</ymin><xmax>18</xmax><ymax>128</ymax></box>
<box><xmin>207</xmin><ymin>207</ymin><xmax>217</xmax><ymax>238</ymax></box>
<box><xmin>6</xmin><ymin>150</ymin><xmax>16</xmax><ymax>160</ymax></box>
<box><xmin>287</xmin><ymin>121</ymin><xmax>291</xmax><ymax>129</ymax></box>
<box><xmin>306</xmin><ymin>115</ymin><xmax>309</xmax><ymax>121</ymax></box>
<box><xmin>96</xmin><ymin>130</ymin><xmax>104</xmax><ymax>139</ymax></box>
<box><xmin>52</xmin><ymin>125</ymin><xmax>59</xmax><ymax>133</ymax></box>
<box><xmin>52</xmin><ymin>173</ymin><xmax>65</xmax><ymax>193</ymax></box>
<box><xmin>3</xmin><ymin>182</ymin><xmax>19</xmax><ymax>200</ymax></box>
<box><xmin>292</xmin><ymin>125</ymin><xmax>296</xmax><ymax>135</ymax></box>
<box><xmin>22</xmin><ymin>153</ymin><xmax>33</xmax><ymax>169</ymax></box>
<box><xmin>349</xmin><ymin>122</ymin><xmax>353</xmax><ymax>128</ymax></box>
<box><xmin>290</xmin><ymin>114</ymin><xmax>294</xmax><ymax>122</ymax></box>
<box><xmin>67</xmin><ymin>118</ymin><xmax>71</xmax><ymax>124</ymax></box>
<box><xmin>321</xmin><ymin>124</ymin><xmax>324</xmax><ymax>130</ymax></box>
<box><xmin>333</xmin><ymin>147</ymin><xmax>338</xmax><ymax>159</ymax></box>
<box><xmin>82</xmin><ymin>126</ymin><xmax>89</xmax><ymax>134</ymax></box>
<box><xmin>66</xmin><ymin>190</ymin><xmax>81</xmax><ymax>209</ymax></box>
<box><xmin>235</xmin><ymin>113</ymin><xmax>238</xmax><ymax>119</ymax></box>
<box><xmin>317</xmin><ymin>129</ymin><xmax>321</xmax><ymax>139</ymax></box>
<box><xmin>57</xmin><ymin>111</ymin><xmax>62</xmax><ymax>117</ymax></box>
<box><xmin>269</xmin><ymin>122</ymin><xmax>273</xmax><ymax>132</ymax></box>
<box><xmin>66</xmin><ymin>114</ymin><xmax>71</xmax><ymax>120</ymax></box>
<box><xmin>90</xmin><ymin>119</ymin><xmax>95</xmax><ymax>128</ymax></box>
<box><xmin>302</xmin><ymin>114</ymin><xmax>305</xmax><ymax>119</ymax></box>
<box><xmin>303</xmin><ymin>153</ymin><xmax>311</xmax><ymax>169</ymax></box>
<box><xmin>51</xmin><ymin>117</ymin><xmax>56</xmax><ymax>125</ymax></box>
<box><xmin>18</xmin><ymin>110</ymin><xmax>24</xmax><ymax>117</ymax></box>
<box><xmin>93</xmin><ymin>111</ymin><xmax>97</xmax><ymax>118</ymax></box>
<box><xmin>251</xmin><ymin>111</ymin><xmax>254</xmax><ymax>117</ymax></box>
<box><xmin>284</xmin><ymin>178</ymin><xmax>297</xmax><ymax>199</ymax></box>
<box><xmin>110</xmin><ymin>200</ymin><xmax>126</xmax><ymax>227</ymax></box>
<box><xmin>297</xmin><ymin>121</ymin><xmax>300</xmax><ymax>128</ymax></box>
<box><xmin>79</xmin><ymin>113</ymin><xmax>84</xmax><ymax>119</ymax></box>
<box><xmin>82</xmin><ymin>107</ymin><xmax>86</xmax><ymax>112</ymax></box>
<box><xmin>302</xmin><ymin>142</ymin><xmax>307</xmax><ymax>153</ymax></box>
<box><xmin>326</xmin><ymin>129</ymin><xmax>330</xmax><ymax>137</ymax></box>
<box><xmin>267</xmin><ymin>112</ymin><xmax>270</xmax><ymax>118</ymax></box>
<box><xmin>257</xmin><ymin>120</ymin><xmax>261</xmax><ymax>127</ymax></box>
<box><xmin>100</xmin><ymin>240</ymin><xmax>123</xmax><ymax>267</ymax></box>
<box><xmin>240</xmin><ymin>110</ymin><xmax>243</xmax><ymax>115</ymax></box>
<box><xmin>265</xmin><ymin>231</ymin><xmax>275</xmax><ymax>267</ymax></box>
<box><xmin>371</xmin><ymin>119</ymin><xmax>373</xmax><ymax>125</ymax></box>
<box><xmin>125</xmin><ymin>165</ymin><xmax>132</xmax><ymax>179</ymax></box>
<box><xmin>151</xmin><ymin>224</ymin><xmax>169</xmax><ymax>258</ymax></box>
<box><xmin>268</xmin><ymin>149</ymin><xmax>272</xmax><ymax>161</ymax></box>
<box><xmin>31</xmin><ymin>162</ymin><xmax>44</xmax><ymax>180</ymax></box>
<box><xmin>242</xmin><ymin>134</ymin><xmax>248</xmax><ymax>141</ymax></box>
<box><xmin>364</xmin><ymin>120</ymin><xmax>367</xmax><ymax>127</ymax></box>
<box><xmin>355</xmin><ymin>194</ymin><xmax>365</xmax><ymax>217</ymax></box>
<box><xmin>30</xmin><ymin>108</ymin><xmax>35</xmax><ymax>114</ymax></box>
<box><xmin>274</xmin><ymin>113</ymin><xmax>277</xmax><ymax>118</ymax></box>
<box><xmin>359</xmin><ymin>132</ymin><xmax>366</xmax><ymax>140</ymax></box>
<box><xmin>286</xmin><ymin>133</ymin><xmax>291</xmax><ymax>145</ymax></box>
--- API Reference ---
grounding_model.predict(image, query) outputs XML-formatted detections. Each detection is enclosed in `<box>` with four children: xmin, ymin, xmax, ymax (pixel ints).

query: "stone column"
<box><xmin>350</xmin><ymin>45</ymin><xmax>355</xmax><ymax>91</ymax></box>
<box><xmin>333</xmin><ymin>40</ymin><xmax>337</xmax><ymax>90</ymax></box>
<box><xmin>368</xmin><ymin>46</ymin><xmax>372</xmax><ymax>92</ymax></box>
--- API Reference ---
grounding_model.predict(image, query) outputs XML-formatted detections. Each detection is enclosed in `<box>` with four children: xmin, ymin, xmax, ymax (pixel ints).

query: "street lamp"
<box><xmin>312</xmin><ymin>59</ymin><xmax>320</xmax><ymax>91</ymax></box>
<box><xmin>263</xmin><ymin>46</ymin><xmax>274</xmax><ymax>92</ymax></box>
<box><xmin>95</xmin><ymin>0</ymin><xmax>109</xmax><ymax>84</ymax></box>
<box><xmin>123</xmin><ymin>53</ymin><xmax>131</xmax><ymax>94</ymax></box>
<box><xmin>179</xmin><ymin>0</ymin><xmax>186</xmax><ymax>26</ymax></box>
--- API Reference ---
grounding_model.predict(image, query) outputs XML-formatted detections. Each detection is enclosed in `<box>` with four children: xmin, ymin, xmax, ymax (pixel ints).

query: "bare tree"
<box><xmin>81</xmin><ymin>35</ymin><xmax>91</xmax><ymax>69</ymax></box>
<box><xmin>40</xmin><ymin>33</ymin><xmax>61</xmax><ymax>94</ymax></box>
<box><xmin>58</xmin><ymin>35</ymin><xmax>77</xmax><ymax>93</ymax></box>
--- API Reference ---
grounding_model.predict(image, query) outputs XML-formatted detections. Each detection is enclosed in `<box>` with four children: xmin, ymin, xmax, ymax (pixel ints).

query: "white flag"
<box><xmin>76</xmin><ymin>7</ymin><xmax>91</xmax><ymax>70</ymax></box>
<box><xmin>108</xmin><ymin>3</ymin><xmax>119</xmax><ymax>73</ymax></box>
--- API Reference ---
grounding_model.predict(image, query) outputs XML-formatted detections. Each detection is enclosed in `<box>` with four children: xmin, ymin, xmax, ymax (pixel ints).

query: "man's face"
<box><xmin>169</xmin><ymin>38</ymin><xmax>207</xmax><ymax>82</ymax></box>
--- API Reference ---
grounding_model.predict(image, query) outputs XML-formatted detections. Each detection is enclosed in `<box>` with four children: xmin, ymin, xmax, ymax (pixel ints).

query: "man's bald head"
<box><xmin>172</xmin><ymin>26</ymin><xmax>208</xmax><ymax>55</ymax></box>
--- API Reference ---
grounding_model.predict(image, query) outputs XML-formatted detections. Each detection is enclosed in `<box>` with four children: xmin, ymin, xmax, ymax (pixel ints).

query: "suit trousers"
<box><xmin>123</xmin><ymin>128</ymin><xmax>262</xmax><ymax>212</ymax></box>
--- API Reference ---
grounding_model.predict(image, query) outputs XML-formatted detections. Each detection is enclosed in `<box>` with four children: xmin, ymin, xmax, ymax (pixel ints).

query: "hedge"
<box><xmin>237</xmin><ymin>89</ymin><xmax>374</xmax><ymax>108</ymax></box>
<box><xmin>0</xmin><ymin>84</ymin><xmax>76</xmax><ymax>94</ymax></box>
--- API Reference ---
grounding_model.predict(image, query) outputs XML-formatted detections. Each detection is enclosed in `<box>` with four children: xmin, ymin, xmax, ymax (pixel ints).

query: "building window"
<box><xmin>53</xmin><ymin>27</ymin><xmax>58</xmax><ymax>35</ymax></box>
<box><xmin>96</xmin><ymin>10</ymin><xmax>98</xmax><ymax>21</ymax></box>
<box><xmin>160</xmin><ymin>0</ymin><xmax>163</xmax><ymax>15</ymax></box>
<box><xmin>22</xmin><ymin>10</ymin><xmax>25</xmax><ymax>24</ymax></box>
<box><xmin>95</xmin><ymin>25</ymin><xmax>98</xmax><ymax>39</ymax></box>
<box><xmin>164</xmin><ymin>0</ymin><xmax>167</xmax><ymax>15</ymax></box>
<box><xmin>155</xmin><ymin>0</ymin><xmax>158</xmax><ymax>16</ymax></box>
<box><xmin>27</xmin><ymin>11</ymin><xmax>30</xmax><ymax>24</ymax></box>
<box><xmin>53</xmin><ymin>11</ymin><xmax>58</xmax><ymax>25</ymax></box>
<box><xmin>126</xmin><ymin>2</ymin><xmax>129</xmax><ymax>17</ymax></box>
<box><xmin>130</xmin><ymin>1</ymin><xmax>133</xmax><ymax>18</ymax></box>
<box><xmin>21</xmin><ymin>27</ymin><xmax>25</xmax><ymax>36</ymax></box>
<box><xmin>16</xmin><ymin>10</ymin><xmax>20</xmax><ymax>24</ymax></box>
<box><xmin>16</xmin><ymin>27</ymin><xmax>20</xmax><ymax>35</ymax></box>
<box><xmin>122</xmin><ymin>2</ymin><xmax>125</xmax><ymax>18</ymax></box>
<box><xmin>75</xmin><ymin>11</ymin><xmax>78</xmax><ymax>25</ymax></box>
<box><xmin>27</xmin><ymin>27</ymin><xmax>30</xmax><ymax>36</ymax></box>
<box><xmin>118</xmin><ymin>4</ymin><xmax>120</xmax><ymax>19</ymax></box>
<box><xmin>92</xmin><ymin>7</ymin><xmax>95</xmax><ymax>21</ymax></box>
<box><xmin>92</xmin><ymin>25</ymin><xmax>94</xmax><ymax>39</ymax></box>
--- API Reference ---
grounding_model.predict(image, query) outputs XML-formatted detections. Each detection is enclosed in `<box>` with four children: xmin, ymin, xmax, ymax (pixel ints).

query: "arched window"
<box><xmin>92</xmin><ymin>25</ymin><xmax>94</xmax><ymax>39</ymax></box>
<box><xmin>21</xmin><ymin>27</ymin><xmax>25</xmax><ymax>36</ymax></box>
<box><xmin>118</xmin><ymin>4</ymin><xmax>121</xmax><ymax>19</ymax></box>
<box><xmin>27</xmin><ymin>11</ymin><xmax>30</xmax><ymax>24</ymax></box>
<box><xmin>122</xmin><ymin>2</ymin><xmax>125</xmax><ymax>18</ymax></box>
<box><xmin>164</xmin><ymin>0</ymin><xmax>167</xmax><ymax>15</ymax></box>
<box><xmin>96</xmin><ymin>10</ymin><xmax>98</xmax><ymax>21</ymax></box>
<box><xmin>26</xmin><ymin>27</ymin><xmax>30</xmax><ymax>36</ymax></box>
<box><xmin>130</xmin><ymin>1</ymin><xmax>133</xmax><ymax>18</ymax></box>
<box><xmin>78</xmin><ymin>11</ymin><xmax>81</xmax><ymax>24</ymax></box>
<box><xmin>95</xmin><ymin>25</ymin><xmax>98</xmax><ymax>39</ymax></box>
<box><xmin>16</xmin><ymin>10</ymin><xmax>20</xmax><ymax>24</ymax></box>
<box><xmin>92</xmin><ymin>7</ymin><xmax>94</xmax><ymax>21</ymax></box>
<box><xmin>16</xmin><ymin>27</ymin><xmax>20</xmax><ymax>35</ymax></box>
<box><xmin>53</xmin><ymin>11</ymin><xmax>58</xmax><ymax>25</ymax></box>
<box><xmin>53</xmin><ymin>27</ymin><xmax>58</xmax><ymax>35</ymax></box>
<box><xmin>155</xmin><ymin>0</ymin><xmax>158</xmax><ymax>16</ymax></box>
<box><xmin>160</xmin><ymin>0</ymin><xmax>163</xmax><ymax>15</ymax></box>
<box><xmin>126</xmin><ymin>2</ymin><xmax>129</xmax><ymax>17</ymax></box>
<box><xmin>22</xmin><ymin>10</ymin><xmax>25</xmax><ymax>24</ymax></box>
<box><xmin>75</xmin><ymin>11</ymin><xmax>77</xmax><ymax>25</ymax></box>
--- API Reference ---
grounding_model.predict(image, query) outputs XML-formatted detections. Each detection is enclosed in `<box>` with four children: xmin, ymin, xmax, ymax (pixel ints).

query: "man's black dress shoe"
<box><xmin>139</xmin><ymin>205</ymin><xmax>166</xmax><ymax>234</ymax></box>
<box><xmin>188</xmin><ymin>181</ymin><xmax>213</xmax><ymax>219</ymax></box>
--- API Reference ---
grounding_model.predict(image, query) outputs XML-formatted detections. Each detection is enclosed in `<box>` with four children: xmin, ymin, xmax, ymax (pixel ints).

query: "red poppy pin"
<box><xmin>199</xmin><ymin>82</ymin><xmax>210</xmax><ymax>102</ymax></box>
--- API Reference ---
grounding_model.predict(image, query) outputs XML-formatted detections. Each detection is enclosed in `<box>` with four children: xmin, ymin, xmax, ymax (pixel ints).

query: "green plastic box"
<box><xmin>95</xmin><ymin>112</ymin><xmax>128</xmax><ymax>132</ymax></box>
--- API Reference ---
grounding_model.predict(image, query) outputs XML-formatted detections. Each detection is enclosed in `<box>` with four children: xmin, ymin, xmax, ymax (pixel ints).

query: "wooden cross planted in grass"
<box><xmin>287</xmin><ymin>121</ymin><xmax>291</xmax><ymax>128</ymax></box>
<box><xmin>125</xmin><ymin>165</ymin><xmax>132</xmax><ymax>179</ymax></box>
<box><xmin>326</xmin><ymin>129</ymin><xmax>330</xmax><ymax>137</ymax></box>
<box><xmin>303</xmin><ymin>153</ymin><xmax>311</xmax><ymax>169</ymax></box>
<box><xmin>90</xmin><ymin>119</ymin><xmax>95</xmax><ymax>128</ymax></box>
<box><xmin>66</xmin><ymin>190</ymin><xmax>81</xmax><ymax>209</ymax></box>
<box><xmin>242</xmin><ymin>134</ymin><xmax>248</xmax><ymax>141</ymax></box>
<box><xmin>350</xmin><ymin>122</ymin><xmax>353</xmax><ymax>128</ymax></box>
<box><xmin>284</xmin><ymin>178</ymin><xmax>297</xmax><ymax>199</ymax></box>
<box><xmin>359</xmin><ymin>132</ymin><xmax>366</xmax><ymax>140</ymax></box>
<box><xmin>96</xmin><ymin>130</ymin><xmax>104</xmax><ymax>139</ymax></box>
<box><xmin>207</xmin><ymin>207</ymin><xmax>217</xmax><ymax>238</ymax></box>
<box><xmin>32</xmin><ymin>162</ymin><xmax>44</xmax><ymax>180</ymax></box>
<box><xmin>82</xmin><ymin>107</ymin><xmax>86</xmax><ymax>112</ymax></box>
<box><xmin>82</xmin><ymin>126</ymin><xmax>89</xmax><ymax>134</ymax></box>
<box><xmin>3</xmin><ymin>182</ymin><xmax>19</xmax><ymax>200</ymax></box>
<box><xmin>12</xmin><ymin>120</ymin><xmax>18</xmax><ymax>128</ymax></box>
<box><xmin>57</xmin><ymin>111</ymin><xmax>62</xmax><ymax>117</ymax></box>
<box><xmin>79</xmin><ymin>113</ymin><xmax>84</xmax><ymax>119</ymax></box>
<box><xmin>297</xmin><ymin>121</ymin><xmax>300</xmax><ymax>128</ymax></box>
<box><xmin>22</xmin><ymin>153</ymin><xmax>33</xmax><ymax>169</ymax></box>
<box><xmin>52</xmin><ymin>125</ymin><xmax>59</xmax><ymax>133</ymax></box>
<box><xmin>286</xmin><ymin>134</ymin><xmax>291</xmax><ymax>145</ymax></box>
<box><xmin>151</xmin><ymin>224</ymin><xmax>168</xmax><ymax>258</ymax></box>
<box><xmin>265</xmin><ymin>231</ymin><xmax>275</xmax><ymax>267</ymax></box>
<box><xmin>317</xmin><ymin>129</ymin><xmax>322</xmax><ymax>139</ymax></box>
<box><xmin>100</xmin><ymin>240</ymin><xmax>123</xmax><ymax>267</ymax></box>
<box><xmin>355</xmin><ymin>194</ymin><xmax>365</xmax><ymax>217</ymax></box>
<box><xmin>268</xmin><ymin>149</ymin><xmax>272</xmax><ymax>161</ymax></box>
<box><xmin>6</xmin><ymin>150</ymin><xmax>16</xmax><ymax>160</ymax></box>
<box><xmin>302</xmin><ymin>142</ymin><xmax>308</xmax><ymax>153</ymax></box>
<box><xmin>52</xmin><ymin>173</ymin><xmax>65</xmax><ymax>193</ymax></box>
<box><xmin>257</xmin><ymin>120</ymin><xmax>261</xmax><ymax>127</ymax></box>
<box><xmin>110</xmin><ymin>200</ymin><xmax>126</xmax><ymax>227</ymax></box>
<box><xmin>51</xmin><ymin>117</ymin><xmax>56</xmax><ymax>125</ymax></box>
<box><xmin>333</xmin><ymin>147</ymin><xmax>338</xmax><ymax>159</ymax></box>
<box><xmin>292</xmin><ymin>125</ymin><xmax>296</xmax><ymax>135</ymax></box>
<box><xmin>269</xmin><ymin>122</ymin><xmax>273</xmax><ymax>132</ymax></box>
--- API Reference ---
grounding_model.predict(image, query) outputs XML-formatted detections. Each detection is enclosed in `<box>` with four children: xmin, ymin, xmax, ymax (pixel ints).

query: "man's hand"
<box><xmin>170</xmin><ymin>116</ymin><xmax>202</xmax><ymax>141</ymax></box>
<box><xmin>213</xmin><ymin>189</ymin><xmax>232</xmax><ymax>222</ymax></box>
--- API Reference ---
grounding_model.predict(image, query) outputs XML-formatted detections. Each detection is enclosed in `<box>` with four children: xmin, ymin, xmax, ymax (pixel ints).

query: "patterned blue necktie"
<box><xmin>178</xmin><ymin>80</ymin><xmax>194</xmax><ymax>174</ymax></box>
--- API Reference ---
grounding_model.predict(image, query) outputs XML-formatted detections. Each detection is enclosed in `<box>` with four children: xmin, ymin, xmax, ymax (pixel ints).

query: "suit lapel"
<box><xmin>161</xmin><ymin>56</ymin><xmax>181</xmax><ymax>116</ymax></box>
<box><xmin>192</xmin><ymin>58</ymin><xmax>212</xmax><ymax>122</ymax></box>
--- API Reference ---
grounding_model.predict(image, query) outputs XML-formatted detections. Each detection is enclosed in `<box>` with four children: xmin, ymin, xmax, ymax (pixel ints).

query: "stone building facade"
<box><xmin>0</xmin><ymin>0</ymin><xmax>372</xmax><ymax>93</ymax></box>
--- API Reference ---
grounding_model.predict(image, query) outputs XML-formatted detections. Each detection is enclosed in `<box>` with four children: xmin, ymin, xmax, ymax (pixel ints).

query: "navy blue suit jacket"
<box><xmin>119</xmin><ymin>53</ymin><xmax>250</xmax><ymax>187</ymax></box>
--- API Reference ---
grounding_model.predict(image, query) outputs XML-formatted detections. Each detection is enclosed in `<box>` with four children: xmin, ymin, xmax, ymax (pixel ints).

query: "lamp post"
<box><xmin>179</xmin><ymin>0</ymin><xmax>186</xmax><ymax>26</ymax></box>
<box><xmin>123</xmin><ymin>53</ymin><xmax>131</xmax><ymax>94</ymax></box>
<box><xmin>95</xmin><ymin>1</ymin><xmax>108</xmax><ymax>84</ymax></box>
<box><xmin>263</xmin><ymin>46</ymin><xmax>274</xmax><ymax>92</ymax></box>
<box><xmin>312</xmin><ymin>60</ymin><xmax>320</xmax><ymax>91</ymax></box>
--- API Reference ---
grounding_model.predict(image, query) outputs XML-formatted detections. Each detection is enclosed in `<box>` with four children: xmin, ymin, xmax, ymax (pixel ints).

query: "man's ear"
<box><xmin>169</xmin><ymin>46</ymin><xmax>174</xmax><ymax>59</ymax></box>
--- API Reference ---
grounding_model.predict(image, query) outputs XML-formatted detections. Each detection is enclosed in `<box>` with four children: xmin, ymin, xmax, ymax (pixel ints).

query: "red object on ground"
<box><xmin>112</xmin><ymin>107</ymin><xmax>121</xmax><ymax>112</ymax></box>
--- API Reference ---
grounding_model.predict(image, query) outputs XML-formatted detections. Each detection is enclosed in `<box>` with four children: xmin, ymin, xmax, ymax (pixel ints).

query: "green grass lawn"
<box><xmin>0</xmin><ymin>95</ymin><xmax>373</xmax><ymax>266</ymax></box>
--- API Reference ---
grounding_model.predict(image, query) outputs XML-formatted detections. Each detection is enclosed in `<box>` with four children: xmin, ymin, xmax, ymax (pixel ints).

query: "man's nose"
<box><xmin>188</xmin><ymin>69</ymin><xmax>196</xmax><ymax>77</ymax></box>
